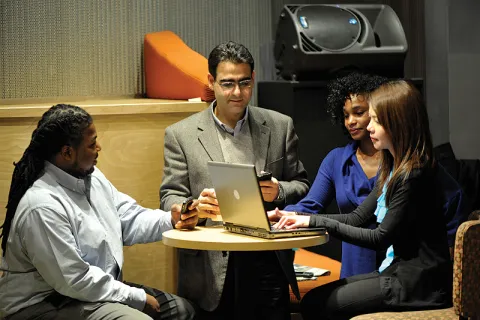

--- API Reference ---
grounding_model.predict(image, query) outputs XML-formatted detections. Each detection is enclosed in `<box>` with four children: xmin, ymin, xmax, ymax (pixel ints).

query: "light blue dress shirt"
<box><xmin>0</xmin><ymin>162</ymin><xmax>173</xmax><ymax>317</ymax></box>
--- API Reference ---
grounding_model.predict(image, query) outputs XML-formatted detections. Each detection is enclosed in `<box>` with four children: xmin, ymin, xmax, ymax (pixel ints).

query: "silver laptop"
<box><xmin>207</xmin><ymin>161</ymin><xmax>326</xmax><ymax>239</ymax></box>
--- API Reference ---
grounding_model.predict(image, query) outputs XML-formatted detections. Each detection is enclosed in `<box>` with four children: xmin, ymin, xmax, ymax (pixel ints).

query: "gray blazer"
<box><xmin>160</xmin><ymin>105</ymin><xmax>309</xmax><ymax>311</ymax></box>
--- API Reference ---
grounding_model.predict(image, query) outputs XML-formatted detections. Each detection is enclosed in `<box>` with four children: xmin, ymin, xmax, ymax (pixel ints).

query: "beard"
<box><xmin>69</xmin><ymin>160</ymin><xmax>95</xmax><ymax>178</ymax></box>
<box><xmin>84</xmin><ymin>166</ymin><xmax>95</xmax><ymax>176</ymax></box>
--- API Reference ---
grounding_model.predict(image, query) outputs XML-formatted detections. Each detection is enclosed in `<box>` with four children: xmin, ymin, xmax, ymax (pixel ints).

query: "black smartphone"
<box><xmin>181</xmin><ymin>196</ymin><xmax>195</xmax><ymax>214</ymax></box>
<box><xmin>257</xmin><ymin>171</ymin><xmax>272</xmax><ymax>181</ymax></box>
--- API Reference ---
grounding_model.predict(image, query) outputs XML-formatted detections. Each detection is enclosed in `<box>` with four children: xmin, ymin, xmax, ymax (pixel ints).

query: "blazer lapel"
<box><xmin>197</xmin><ymin>107</ymin><xmax>225</xmax><ymax>162</ymax></box>
<box><xmin>249</xmin><ymin>108</ymin><xmax>270</xmax><ymax>171</ymax></box>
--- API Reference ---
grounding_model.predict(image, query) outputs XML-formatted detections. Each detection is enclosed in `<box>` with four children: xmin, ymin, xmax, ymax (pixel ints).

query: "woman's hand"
<box><xmin>273</xmin><ymin>214</ymin><xmax>310</xmax><ymax>230</ymax></box>
<box><xmin>267</xmin><ymin>207</ymin><xmax>296</xmax><ymax>222</ymax></box>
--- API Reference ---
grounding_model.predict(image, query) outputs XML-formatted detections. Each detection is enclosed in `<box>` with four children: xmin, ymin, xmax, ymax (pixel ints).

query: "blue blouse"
<box><xmin>286</xmin><ymin>142</ymin><xmax>377</xmax><ymax>278</ymax></box>
<box><xmin>286</xmin><ymin>141</ymin><xmax>469</xmax><ymax>279</ymax></box>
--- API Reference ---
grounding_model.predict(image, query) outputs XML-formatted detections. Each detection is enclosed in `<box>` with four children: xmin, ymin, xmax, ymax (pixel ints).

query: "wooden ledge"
<box><xmin>0</xmin><ymin>97</ymin><xmax>210</xmax><ymax>118</ymax></box>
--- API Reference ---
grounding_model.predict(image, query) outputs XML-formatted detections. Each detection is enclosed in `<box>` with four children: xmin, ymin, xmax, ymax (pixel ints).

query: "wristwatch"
<box><xmin>276</xmin><ymin>183</ymin><xmax>285</xmax><ymax>201</ymax></box>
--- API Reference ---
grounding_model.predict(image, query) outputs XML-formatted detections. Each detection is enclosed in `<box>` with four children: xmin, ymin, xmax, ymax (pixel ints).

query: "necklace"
<box><xmin>356</xmin><ymin>148</ymin><xmax>380</xmax><ymax>162</ymax></box>
<box><xmin>356</xmin><ymin>148</ymin><xmax>380</xmax><ymax>179</ymax></box>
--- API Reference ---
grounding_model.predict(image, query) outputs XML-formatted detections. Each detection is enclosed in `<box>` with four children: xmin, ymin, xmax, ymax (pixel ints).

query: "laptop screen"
<box><xmin>207</xmin><ymin>161</ymin><xmax>272</xmax><ymax>230</ymax></box>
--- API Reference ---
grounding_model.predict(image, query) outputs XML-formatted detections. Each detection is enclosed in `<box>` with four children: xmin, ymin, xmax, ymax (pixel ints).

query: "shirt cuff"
<box><xmin>168</xmin><ymin>210</ymin><xmax>175</xmax><ymax>230</ymax></box>
<box><xmin>128</xmin><ymin>286</ymin><xmax>147</xmax><ymax>310</ymax></box>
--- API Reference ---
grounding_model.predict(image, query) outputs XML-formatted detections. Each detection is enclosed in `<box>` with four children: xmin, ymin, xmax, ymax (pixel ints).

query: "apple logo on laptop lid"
<box><xmin>233</xmin><ymin>189</ymin><xmax>240</xmax><ymax>200</ymax></box>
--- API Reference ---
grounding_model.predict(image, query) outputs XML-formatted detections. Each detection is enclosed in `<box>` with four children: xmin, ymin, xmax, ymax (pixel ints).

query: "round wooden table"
<box><xmin>162</xmin><ymin>225</ymin><xmax>328</xmax><ymax>251</ymax></box>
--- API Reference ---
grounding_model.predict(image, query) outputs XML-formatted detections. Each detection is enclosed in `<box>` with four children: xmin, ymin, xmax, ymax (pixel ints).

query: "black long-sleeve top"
<box><xmin>309</xmin><ymin>167</ymin><xmax>453</xmax><ymax>308</ymax></box>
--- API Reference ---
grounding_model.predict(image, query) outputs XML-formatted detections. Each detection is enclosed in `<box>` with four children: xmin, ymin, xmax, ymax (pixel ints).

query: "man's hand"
<box><xmin>267</xmin><ymin>207</ymin><xmax>296</xmax><ymax>222</ymax></box>
<box><xmin>143</xmin><ymin>293</ymin><xmax>160</xmax><ymax>313</ymax></box>
<box><xmin>171</xmin><ymin>202</ymin><xmax>199</xmax><ymax>230</ymax></box>
<box><xmin>197</xmin><ymin>188</ymin><xmax>221</xmax><ymax>219</ymax></box>
<box><xmin>272</xmin><ymin>214</ymin><xmax>310</xmax><ymax>230</ymax></box>
<box><xmin>259</xmin><ymin>177</ymin><xmax>280</xmax><ymax>202</ymax></box>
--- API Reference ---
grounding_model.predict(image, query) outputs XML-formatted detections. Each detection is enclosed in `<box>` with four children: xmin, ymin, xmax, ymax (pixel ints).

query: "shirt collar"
<box><xmin>44</xmin><ymin>161</ymin><xmax>91</xmax><ymax>195</ymax></box>
<box><xmin>210</xmin><ymin>100</ymin><xmax>249</xmax><ymax>136</ymax></box>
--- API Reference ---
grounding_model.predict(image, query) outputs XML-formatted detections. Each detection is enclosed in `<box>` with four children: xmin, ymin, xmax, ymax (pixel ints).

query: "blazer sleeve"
<box><xmin>160</xmin><ymin>126</ymin><xmax>191</xmax><ymax>211</ymax></box>
<box><xmin>309</xmin><ymin>178</ymin><xmax>417</xmax><ymax>250</ymax></box>
<box><xmin>276</xmin><ymin>117</ymin><xmax>310</xmax><ymax>206</ymax></box>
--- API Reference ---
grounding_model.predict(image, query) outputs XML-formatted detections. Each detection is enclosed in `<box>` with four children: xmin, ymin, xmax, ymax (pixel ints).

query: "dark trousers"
<box><xmin>301</xmin><ymin>271</ymin><xmax>389</xmax><ymax>320</ymax></box>
<box><xmin>6</xmin><ymin>282</ymin><xmax>195</xmax><ymax>320</ymax></box>
<box><xmin>197</xmin><ymin>251</ymin><xmax>290</xmax><ymax>320</ymax></box>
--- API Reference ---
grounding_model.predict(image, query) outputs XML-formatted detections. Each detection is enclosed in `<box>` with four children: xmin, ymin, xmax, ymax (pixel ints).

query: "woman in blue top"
<box><xmin>273</xmin><ymin>80</ymin><xmax>453</xmax><ymax>319</ymax></box>
<box><xmin>276</xmin><ymin>72</ymin><xmax>467</xmax><ymax>279</ymax></box>
<box><xmin>282</xmin><ymin>72</ymin><xmax>386</xmax><ymax>278</ymax></box>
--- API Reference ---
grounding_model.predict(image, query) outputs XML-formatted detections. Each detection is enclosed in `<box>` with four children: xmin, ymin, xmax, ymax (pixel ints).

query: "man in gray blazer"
<box><xmin>160</xmin><ymin>41</ymin><xmax>309</xmax><ymax>320</ymax></box>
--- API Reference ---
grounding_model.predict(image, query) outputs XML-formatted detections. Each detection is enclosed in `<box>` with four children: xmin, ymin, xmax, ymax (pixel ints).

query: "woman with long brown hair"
<box><xmin>273</xmin><ymin>80</ymin><xmax>453</xmax><ymax>319</ymax></box>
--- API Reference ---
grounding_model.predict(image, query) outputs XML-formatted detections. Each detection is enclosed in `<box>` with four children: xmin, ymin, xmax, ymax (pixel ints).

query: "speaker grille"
<box><xmin>300</xmin><ymin>33</ymin><xmax>322</xmax><ymax>53</ymax></box>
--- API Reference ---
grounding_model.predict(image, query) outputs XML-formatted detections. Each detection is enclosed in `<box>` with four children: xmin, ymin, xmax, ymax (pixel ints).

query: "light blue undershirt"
<box><xmin>375</xmin><ymin>172</ymin><xmax>394</xmax><ymax>272</ymax></box>
<box><xmin>211</xmin><ymin>100</ymin><xmax>249</xmax><ymax>137</ymax></box>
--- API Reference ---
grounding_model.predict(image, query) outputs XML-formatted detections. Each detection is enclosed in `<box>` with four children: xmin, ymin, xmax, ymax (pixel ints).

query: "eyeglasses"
<box><xmin>216</xmin><ymin>79</ymin><xmax>253</xmax><ymax>91</ymax></box>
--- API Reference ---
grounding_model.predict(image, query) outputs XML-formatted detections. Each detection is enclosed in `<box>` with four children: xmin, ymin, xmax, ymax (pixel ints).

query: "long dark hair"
<box><xmin>369</xmin><ymin>81</ymin><xmax>434</xmax><ymax>205</ymax></box>
<box><xmin>0</xmin><ymin>104</ymin><xmax>92</xmax><ymax>254</ymax></box>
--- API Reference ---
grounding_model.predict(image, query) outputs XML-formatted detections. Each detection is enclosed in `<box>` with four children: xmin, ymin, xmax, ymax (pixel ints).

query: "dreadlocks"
<box><xmin>0</xmin><ymin>104</ymin><xmax>92</xmax><ymax>254</ymax></box>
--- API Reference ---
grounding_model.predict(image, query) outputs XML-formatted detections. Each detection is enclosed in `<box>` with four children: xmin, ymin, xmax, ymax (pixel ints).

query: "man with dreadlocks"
<box><xmin>0</xmin><ymin>104</ymin><xmax>197</xmax><ymax>320</ymax></box>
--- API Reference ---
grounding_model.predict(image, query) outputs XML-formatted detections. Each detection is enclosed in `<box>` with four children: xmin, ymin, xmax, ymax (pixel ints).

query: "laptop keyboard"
<box><xmin>269</xmin><ymin>221</ymin><xmax>312</xmax><ymax>232</ymax></box>
<box><xmin>270</xmin><ymin>227</ymin><xmax>312</xmax><ymax>232</ymax></box>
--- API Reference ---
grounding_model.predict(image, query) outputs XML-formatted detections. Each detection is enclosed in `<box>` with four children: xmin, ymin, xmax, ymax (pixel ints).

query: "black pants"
<box><xmin>197</xmin><ymin>251</ymin><xmax>290</xmax><ymax>320</ymax></box>
<box><xmin>301</xmin><ymin>272</ymin><xmax>389</xmax><ymax>320</ymax></box>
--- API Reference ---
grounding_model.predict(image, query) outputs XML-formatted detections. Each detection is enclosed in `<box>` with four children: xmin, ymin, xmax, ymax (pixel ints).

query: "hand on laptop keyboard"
<box><xmin>273</xmin><ymin>214</ymin><xmax>311</xmax><ymax>230</ymax></box>
<box><xmin>267</xmin><ymin>207</ymin><xmax>297</xmax><ymax>222</ymax></box>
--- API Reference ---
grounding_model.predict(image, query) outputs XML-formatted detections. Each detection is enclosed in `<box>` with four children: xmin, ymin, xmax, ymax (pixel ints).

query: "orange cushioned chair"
<box><xmin>290</xmin><ymin>249</ymin><xmax>341</xmax><ymax>313</ymax></box>
<box><xmin>144</xmin><ymin>30</ymin><xmax>215</xmax><ymax>101</ymax></box>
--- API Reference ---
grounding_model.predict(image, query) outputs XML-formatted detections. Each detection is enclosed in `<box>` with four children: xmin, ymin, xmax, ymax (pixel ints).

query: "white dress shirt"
<box><xmin>0</xmin><ymin>162</ymin><xmax>173</xmax><ymax>317</ymax></box>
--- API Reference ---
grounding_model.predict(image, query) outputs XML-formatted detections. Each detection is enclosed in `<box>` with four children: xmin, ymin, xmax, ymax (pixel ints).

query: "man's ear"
<box><xmin>207</xmin><ymin>73</ymin><xmax>214</xmax><ymax>91</ymax></box>
<box><xmin>60</xmin><ymin>145</ymin><xmax>73</xmax><ymax>161</ymax></box>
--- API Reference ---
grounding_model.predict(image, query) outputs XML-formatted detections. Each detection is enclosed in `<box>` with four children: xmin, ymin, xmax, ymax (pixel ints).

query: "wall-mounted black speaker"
<box><xmin>274</xmin><ymin>4</ymin><xmax>408</xmax><ymax>80</ymax></box>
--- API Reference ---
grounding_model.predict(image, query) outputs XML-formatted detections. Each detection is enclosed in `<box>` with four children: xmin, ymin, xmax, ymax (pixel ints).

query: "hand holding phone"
<box><xmin>181</xmin><ymin>196</ymin><xmax>195</xmax><ymax>215</ymax></box>
<box><xmin>257</xmin><ymin>171</ymin><xmax>272</xmax><ymax>181</ymax></box>
<box><xmin>174</xmin><ymin>197</ymin><xmax>198</xmax><ymax>230</ymax></box>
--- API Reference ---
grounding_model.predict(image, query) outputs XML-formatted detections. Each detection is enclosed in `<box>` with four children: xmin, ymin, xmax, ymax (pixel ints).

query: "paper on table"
<box><xmin>294</xmin><ymin>263</ymin><xmax>331</xmax><ymax>281</ymax></box>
